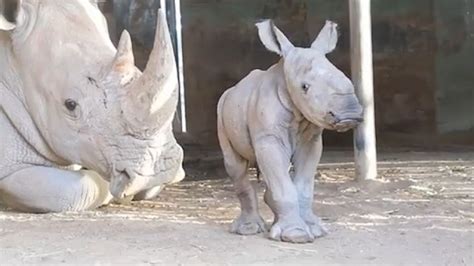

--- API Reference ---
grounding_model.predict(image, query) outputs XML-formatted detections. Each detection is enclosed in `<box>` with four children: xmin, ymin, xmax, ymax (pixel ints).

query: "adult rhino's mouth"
<box><xmin>109</xmin><ymin>169</ymin><xmax>151</xmax><ymax>199</ymax></box>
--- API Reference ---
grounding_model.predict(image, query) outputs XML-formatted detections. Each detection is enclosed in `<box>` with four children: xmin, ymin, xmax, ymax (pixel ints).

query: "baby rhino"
<box><xmin>217</xmin><ymin>20</ymin><xmax>363</xmax><ymax>243</ymax></box>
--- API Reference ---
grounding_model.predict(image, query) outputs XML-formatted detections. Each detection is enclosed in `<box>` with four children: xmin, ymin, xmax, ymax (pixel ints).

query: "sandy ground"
<box><xmin>1</xmin><ymin>150</ymin><xmax>473</xmax><ymax>265</ymax></box>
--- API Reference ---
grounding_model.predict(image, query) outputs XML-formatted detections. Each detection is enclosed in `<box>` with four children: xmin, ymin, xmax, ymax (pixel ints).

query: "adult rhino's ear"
<box><xmin>311</xmin><ymin>20</ymin><xmax>339</xmax><ymax>54</ymax></box>
<box><xmin>0</xmin><ymin>0</ymin><xmax>22</xmax><ymax>31</ymax></box>
<box><xmin>256</xmin><ymin>20</ymin><xmax>294</xmax><ymax>57</ymax></box>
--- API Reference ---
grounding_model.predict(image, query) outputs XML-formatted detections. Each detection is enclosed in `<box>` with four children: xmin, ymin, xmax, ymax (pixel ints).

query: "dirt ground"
<box><xmin>1</xmin><ymin>150</ymin><xmax>473</xmax><ymax>265</ymax></box>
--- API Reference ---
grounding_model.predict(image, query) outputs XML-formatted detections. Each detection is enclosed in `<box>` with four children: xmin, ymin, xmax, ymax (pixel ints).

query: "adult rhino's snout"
<box><xmin>110</xmin><ymin>167</ymin><xmax>151</xmax><ymax>199</ymax></box>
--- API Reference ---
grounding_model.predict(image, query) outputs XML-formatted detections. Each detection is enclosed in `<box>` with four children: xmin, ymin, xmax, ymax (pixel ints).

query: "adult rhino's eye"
<box><xmin>64</xmin><ymin>99</ymin><xmax>78</xmax><ymax>112</ymax></box>
<box><xmin>302</xmin><ymin>84</ymin><xmax>310</xmax><ymax>93</ymax></box>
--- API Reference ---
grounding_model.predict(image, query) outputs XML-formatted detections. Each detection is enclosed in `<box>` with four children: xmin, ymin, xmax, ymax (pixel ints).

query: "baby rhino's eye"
<box><xmin>64</xmin><ymin>99</ymin><xmax>78</xmax><ymax>111</ymax></box>
<box><xmin>301</xmin><ymin>83</ymin><xmax>310</xmax><ymax>93</ymax></box>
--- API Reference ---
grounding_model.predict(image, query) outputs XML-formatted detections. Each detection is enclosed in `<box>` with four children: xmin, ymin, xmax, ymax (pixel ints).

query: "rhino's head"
<box><xmin>256</xmin><ymin>20</ymin><xmax>363</xmax><ymax>132</ymax></box>
<box><xmin>0</xmin><ymin>0</ymin><xmax>180</xmax><ymax>198</ymax></box>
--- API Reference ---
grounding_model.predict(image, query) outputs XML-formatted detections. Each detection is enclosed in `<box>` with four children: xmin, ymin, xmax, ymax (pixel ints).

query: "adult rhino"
<box><xmin>0</xmin><ymin>0</ymin><xmax>184</xmax><ymax>213</ymax></box>
<box><xmin>217</xmin><ymin>20</ymin><xmax>363</xmax><ymax>243</ymax></box>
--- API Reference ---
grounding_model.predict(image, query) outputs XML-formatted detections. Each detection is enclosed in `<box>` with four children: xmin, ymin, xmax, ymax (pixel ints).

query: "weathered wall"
<box><xmin>178</xmin><ymin>0</ymin><xmax>443</xmax><ymax>147</ymax></box>
<box><xmin>181</xmin><ymin>0</ymin><xmax>312</xmax><ymax>145</ymax></box>
<box><xmin>370</xmin><ymin>0</ymin><xmax>439</xmax><ymax>147</ymax></box>
<box><xmin>102</xmin><ymin>0</ymin><xmax>474</xmax><ymax>148</ymax></box>
<box><xmin>434</xmin><ymin>0</ymin><xmax>474</xmax><ymax>139</ymax></box>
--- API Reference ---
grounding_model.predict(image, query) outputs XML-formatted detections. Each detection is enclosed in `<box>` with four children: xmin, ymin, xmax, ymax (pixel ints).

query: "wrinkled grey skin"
<box><xmin>217</xmin><ymin>20</ymin><xmax>363</xmax><ymax>243</ymax></box>
<box><xmin>0</xmin><ymin>0</ymin><xmax>184</xmax><ymax>213</ymax></box>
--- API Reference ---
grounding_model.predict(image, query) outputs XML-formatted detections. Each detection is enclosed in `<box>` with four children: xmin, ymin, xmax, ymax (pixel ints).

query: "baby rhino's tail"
<box><xmin>217</xmin><ymin>89</ymin><xmax>231</xmax><ymax>152</ymax></box>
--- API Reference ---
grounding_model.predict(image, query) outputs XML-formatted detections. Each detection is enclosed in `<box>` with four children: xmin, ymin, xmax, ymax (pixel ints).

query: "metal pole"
<box><xmin>160</xmin><ymin>0</ymin><xmax>187</xmax><ymax>133</ymax></box>
<box><xmin>349</xmin><ymin>0</ymin><xmax>377</xmax><ymax>180</ymax></box>
<box><xmin>174</xmin><ymin>0</ymin><xmax>187</xmax><ymax>132</ymax></box>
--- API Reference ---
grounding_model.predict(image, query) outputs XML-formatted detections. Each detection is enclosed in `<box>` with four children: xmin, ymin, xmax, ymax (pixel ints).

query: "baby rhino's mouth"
<box><xmin>334</xmin><ymin>118</ymin><xmax>363</xmax><ymax>132</ymax></box>
<box><xmin>325</xmin><ymin>112</ymin><xmax>363</xmax><ymax>132</ymax></box>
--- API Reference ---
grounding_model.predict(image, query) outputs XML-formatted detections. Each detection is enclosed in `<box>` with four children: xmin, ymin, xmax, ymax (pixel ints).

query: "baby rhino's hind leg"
<box><xmin>218</xmin><ymin>132</ymin><xmax>266</xmax><ymax>235</ymax></box>
<box><xmin>228</xmin><ymin>161</ymin><xmax>266</xmax><ymax>235</ymax></box>
<box><xmin>227</xmin><ymin>157</ymin><xmax>266</xmax><ymax>235</ymax></box>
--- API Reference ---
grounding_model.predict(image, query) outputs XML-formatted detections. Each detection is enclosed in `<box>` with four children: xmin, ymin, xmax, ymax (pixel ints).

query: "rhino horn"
<box><xmin>142</xmin><ymin>9</ymin><xmax>177</xmax><ymax>88</ymax></box>
<box><xmin>124</xmin><ymin>9</ymin><xmax>178</xmax><ymax>132</ymax></box>
<box><xmin>112</xmin><ymin>30</ymin><xmax>135</xmax><ymax>74</ymax></box>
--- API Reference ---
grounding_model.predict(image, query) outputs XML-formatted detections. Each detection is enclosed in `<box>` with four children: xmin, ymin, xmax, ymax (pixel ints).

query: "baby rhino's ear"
<box><xmin>311</xmin><ymin>20</ymin><xmax>339</xmax><ymax>54</ymax></box>
<box><xmin>0</xmin><ymin>0</ymin><xmax>22</xmax><ymax>31</ymax></box>
<box><xmin>256</xmin><ymin>19</ymin><xmax>294</xmax><ymax>57</ymax></box>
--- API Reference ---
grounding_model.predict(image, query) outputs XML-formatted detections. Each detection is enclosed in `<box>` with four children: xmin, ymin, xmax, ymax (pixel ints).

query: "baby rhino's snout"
<box><xmin>326</xmin><ymin>97</ymin><xmax>364</xmax><ymax>132</ymax></box>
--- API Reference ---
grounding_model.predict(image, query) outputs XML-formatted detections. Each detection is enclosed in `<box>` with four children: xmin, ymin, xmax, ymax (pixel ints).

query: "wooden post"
<box><xmin>160</xmin><ymin>0</ymin><xmax>167</xmax><ymax>11</ymax></box>
<box><xmin>349</xmin><ymin>0</ymin><xmax>377</xmax><ymax>180</ymax></box>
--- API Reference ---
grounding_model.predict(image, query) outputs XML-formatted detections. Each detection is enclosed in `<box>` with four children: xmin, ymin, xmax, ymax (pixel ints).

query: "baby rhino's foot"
<box><xmin>231</xmin><ymin>214</ymin><xmax>267</xmax><ymax>235</ymax></box>
<box><xmin>269</xmin><ymin>218</ymin><xmax>315</xmax><ymax>243</ymax></box>
<box><xmin>303</xmin><ymin>213</ymin><xmax>328</xmax><ymax>238</ymax></box>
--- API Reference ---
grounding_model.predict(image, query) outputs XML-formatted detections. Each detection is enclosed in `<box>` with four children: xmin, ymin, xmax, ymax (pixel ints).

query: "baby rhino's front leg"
<box><xmin>292</xmin><ymin>135</ymin><xmax>327</xmax><ymax>238</ymax></box>
<box><xmin>255</xmin><ymin>136</ymin><xmax>315</xmax><ymax>243</ymax></box>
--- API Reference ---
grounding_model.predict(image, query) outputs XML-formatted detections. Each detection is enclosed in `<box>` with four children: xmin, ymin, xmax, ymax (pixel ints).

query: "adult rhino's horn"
<box><xmin>112</xmin><ymin>30</ymin><xmax>135</xmax><ymax>73</ymax></box>
<box><xmin>142</xmin><ymin>9</ymin><xmax>177</xmax><ymax>88</ymax></box>
<box><xmin>124</xmin><ymin>9</ymin><xmax>178</xmax><ymax>132</ymax></box>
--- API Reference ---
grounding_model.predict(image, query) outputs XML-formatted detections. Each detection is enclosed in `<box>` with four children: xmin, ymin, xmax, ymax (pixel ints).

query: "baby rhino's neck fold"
<box><xmin>271</xmin><ymin>61</ymin><xmax>305</xmax><ymax>126</ymax></box>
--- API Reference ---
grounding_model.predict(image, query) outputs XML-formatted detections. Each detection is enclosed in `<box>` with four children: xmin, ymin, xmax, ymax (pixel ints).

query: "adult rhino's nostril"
<box><xmin>327</xmin><ymin>111</ymin><xmax>340</xmax><ymax>123</ymax></box>
<box><xmin>118</xmin><ymin>169</ymin><xmax>132</xmax><ymax>180</ymax></box>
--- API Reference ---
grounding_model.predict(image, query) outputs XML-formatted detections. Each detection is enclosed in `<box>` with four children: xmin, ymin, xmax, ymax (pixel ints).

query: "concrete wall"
<box><xmin>102</xmin><ymin>0</ymin><xmax>474</xmax><ymax>148</ymax></box>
